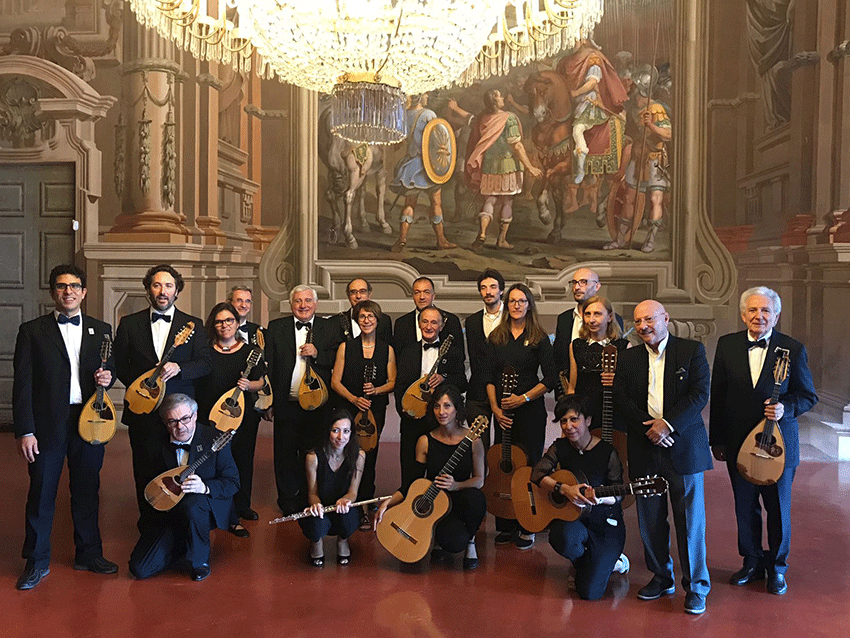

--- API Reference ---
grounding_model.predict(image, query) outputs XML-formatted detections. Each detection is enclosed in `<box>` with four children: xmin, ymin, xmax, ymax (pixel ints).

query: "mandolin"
<box><xmin>125</xmin><ymin>323</ymin><xmax>196</xmax><ymax>415</ymax></box>
<box><xmin>208</xmin><ymin>347</ymin><xmax>264</xmax><ymax>432</ymax></box>
<box><xmin>298</xmin><ymin>326</ymin><xmax>329</xmax><ymax>411</ymax></box>
<box><xmin>736</xmin><ymin>347</ymin><xmax>790</xmax><ymax>486</ymax></box>
<box><xmin>253</xmin><ymin>328</ymin><xmax>274</xmax><ymax>412</ymax></box>
<box><xmin>144</xmin><ymin>428</ymin><xmax>235</xmax><ymax>511</ymax></box>
<box><xmin>376</xmin><ymin>415</ymin><xmax>487</xmax><ymax>563</ymax></box>
<box><xmin>400</xmin><ymin>334</ymin><xmax>455</xmax><ymax>418</ymax></box>
<box><xmin>482</xmin><ymin>366</ymin><xmax>527</xmax><ymax>519</ymax></box>
<box><xmin>511</xmin><ymin>467</ymin><xmax>668</xmax><ymax>532</ymax></box>
<box><xmin>598</xmin><ymin>343</ymin><xmax>634</xmax><ymax>509</ymax></box>
<box><xmin>269</xmin><ymin>495</ymin><xmax>392</xmax><ymax>524</ymax></box>
<box><xmin>354</xmin><ymin>361</ymin><xmax>379</xmax><ymax>452</ymax></box>
<box><xmin>78</xmin><ymin>335</ymin><xmax>117</xmax><ymax>445</ymax></box>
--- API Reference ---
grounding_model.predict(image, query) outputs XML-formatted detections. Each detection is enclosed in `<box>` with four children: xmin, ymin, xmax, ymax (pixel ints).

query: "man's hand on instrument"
<box><xmin>644</xmin><ymin>418</ymin><xmax>674</xmax><ymax>447</ymax></box>
<box><xmin>180</xmin><ymin>475</ymin><xmax>207</xmax><ymax>494</ymax></box>
<box><xmin>764</xmin><ymin>400</ymin><xmax>784</xmax><ymax>421</ymax></box>
<box><xmin>306</xmin><ymin>502</ymin><xmax>325</xmax><ymax>518</ymax></box>
<box><xmin>427</xmin><ymin>374</ymin><xmax>445</xmax><ymax>389</ymax></box>
<box><xmin>355</xmin><ymin>396</ymin><xmax>372</xmax><ymax>411</ymax></box>
<box><xmin>600</xmin><ymin>371</ymin><xmax>615</xmax><ymax>387</ymax></box>
<box><xmin>299</xmin><ymin>343</ymin><xmax>317</xmax><ymax>358</ymax></box>
<box><xmin>160</xmin><ymin>362</ymin><xmax>181</xmax><ymax>382</ymax></box>
<box><xmin>18</xmin><ymin>435</ymin><xmax>39</xmax><ymax>463</ymax></box>
<box><xmin>493</xmin><ymin>407</ymin><xmax>513</xmax><ymax>429</ymax></box>
<box><xmin>501</xmin><ymin>393</ymin><xmax>525</xmax><ymax>411</ymax></box>
<box><xmin>94</xmin><ymin>367</ymin><xmax>112</xmax><ymax>387</ymax></box>
<box><xmin>335</xmin><ymin>498</ymin><xmax>352</xmax><ymax>514</ymax></box>
<box><xmin>711</xmin><ymin>445</ymin><xmax>727</xmax><ymax>462</ymax></box>
<box><xmin>434</xmin><ymin>474</ymin><xmax>456</xmax><ymax>492</ymax></box>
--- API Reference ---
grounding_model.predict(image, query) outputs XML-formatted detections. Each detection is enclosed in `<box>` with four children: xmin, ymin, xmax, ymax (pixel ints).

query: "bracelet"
<box><xmin>523</xmin><ymin>393</ymin><xmax>530</xmax><ymax>403</ymax></box>
<box><xmin>553</xmin><ymin>481</ymin><xmax>562</xmax><ymax>495</ymax></box>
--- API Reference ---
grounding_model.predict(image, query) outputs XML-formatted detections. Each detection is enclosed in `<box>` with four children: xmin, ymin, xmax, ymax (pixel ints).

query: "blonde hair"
<box><xmin>577</xmin><ymin>296</ymin><xmax>621</xmax><ymax>341</ymax></box>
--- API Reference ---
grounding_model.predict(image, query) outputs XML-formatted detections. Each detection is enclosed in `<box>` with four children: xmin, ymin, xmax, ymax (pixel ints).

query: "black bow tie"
<box><xmin>151</xmin><ymin>313</ymin><xmax>171</xmax><ymax>323</ymax></box>
<box><xmin>171</xmin><ymin>442</ymin><xmax>190</xmax><ymax>451</ymax></box>
<box><xmin>423</xmin><ymin>341</ymin><xmax>441</xmax><ymax>350</ymax></box>
<box><xmin>237</xmin><ymin>324</ymin><xmax>248</xmax><ymax>333</ymax></box>
<box><xmin>296</xmin><ymin>321</ymin><xmax>310</xmax><ymax>330</ymax></box>
<box><xmin>748</xmin><ymin>339</ymin><xmax>767</xmax><ymax>350</ymax></box>
<box><xmin>57</xmin><ymin>314</ymin><xmax>80</xmax><ymax>326</ymax></box>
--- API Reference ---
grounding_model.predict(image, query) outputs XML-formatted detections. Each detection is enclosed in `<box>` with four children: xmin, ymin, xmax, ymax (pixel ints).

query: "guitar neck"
<box><xmin>422</xmin><ymin>437</ymin><xmax>474</xmax><ymax>503</ymax></box>
<box><xmin>593</xmin><ymin>481</ymin><xmax>645</xmax><ymax>499</ymax></box>
<box><xmin>601</xmin><ymin>388</ymin><xmax>614</xmax><ymax>443</ymax></box>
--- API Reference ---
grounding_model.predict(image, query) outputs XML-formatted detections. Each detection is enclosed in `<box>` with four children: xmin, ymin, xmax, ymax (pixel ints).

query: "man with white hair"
<box><xmin>710</xmin><ymin>286</ymin><xmax>817</xmax><ymax>596</ymax></box>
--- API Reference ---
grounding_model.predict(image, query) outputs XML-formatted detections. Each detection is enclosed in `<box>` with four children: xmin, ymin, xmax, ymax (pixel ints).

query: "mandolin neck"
<box><xmin>146</xmin><ymin>343</ymin><xmax>177</xmax><ymax>387</ymax></box>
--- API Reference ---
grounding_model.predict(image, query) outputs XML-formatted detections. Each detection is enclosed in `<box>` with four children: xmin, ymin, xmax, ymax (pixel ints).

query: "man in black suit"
<box><xmin>13</xmin><ymin>264</ymin><xmax>119</xmax><ymax>590</ymax></box>
<box><xmin>334</xmin><ymin>277</ymin><xmax>393</xmax><ymax>345</ymax></box>
<box><xmin>613</xmin><ymin>300</ymin><xmax>712</xmax><ymax>615</ymax></box>
<box><xmin>393</xmin><ymin>276</ymin><xmax>465</xmax><ymax>362</ymax></box>
<box><xmin>129</xmin><ymin>393</ymin><xmax>239</xmax><ymax>582</ymax></box>
<box><xmin>265</xmin><ymin>284</ymin><xmax>341</xmax><ymax>514</ymax></box>
<box><xmin>229</xmin><ymin>285</ymin><xmax>261</xmax><ymax>344</ymax></box>
<box><xmin>113</xmin><ymin>265</ymin><xmax>212</xmax><ymax>521</ymax></box>
<box><xmin>395</xmin><ymin>307</ymin><xmax>467</xmax><ymax>487</ymax></box>
<box><xmin>464</xmin><ymin>268</ymin><xmax>505</xmax><ymax>450</ymax></box>
<box><xmin>553</xmin><ymin>267</ymin><xmax>624</xmax><ymax>384</ymax></box>
<box><xmin>710</xmin><ymin>287</ymin><xmax>817</xmax><ymax>596</ymax></box>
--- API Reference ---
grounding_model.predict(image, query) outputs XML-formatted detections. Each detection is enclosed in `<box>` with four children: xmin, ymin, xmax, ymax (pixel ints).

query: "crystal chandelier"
<box><xmin>128</xmin><ymin>0</ymin><xmax>605</xmax><ymax>143</ymax></box>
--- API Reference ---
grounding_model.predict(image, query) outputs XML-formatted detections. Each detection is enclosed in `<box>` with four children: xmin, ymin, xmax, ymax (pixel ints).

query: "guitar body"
<box><xmin>355</xmin><ymin>409</ymin><xmax>378</xmax><ymax>452</ymax></box>
<box><xmin>209</xmin><ymin>390</ymin><xmax>246</xmax><ymax>432</ymax></box>
<box><xmin>144</xmin><ymin>466</ymin><xmax>188</xmax><ymax>511</ymax></box>
<box><xmin>255</xmin><ymin>375</ymin><xmax>273</xmax><ymax>411</ymax></box>
<box><xmin>401</xmin><ymin>377</ymin><xmax>431</xmax><ymax>418</ymax></box>
<box><xmin>736</xmin><ymin>419</ymin><xmax>786</xmax><ymax>486</ymax></box>
<box><xmin>125</xmin><ymin>369</ymin><xmax>165</xmax><ymax>414</ymax></box>
<box><xmin>376</xmin><ymin>478</ymin><xmax>451</xmax><ymax>563</ymax></box>
<box><xmin>511</xmin><ymin>467</ymin><xmax>585</xmax><ymax>532</ymax></box>
<box><xmin>298</xmin><ymin>368</ymin><xmax>328</xmax><ymax>411</ymax></box>
<box><xmin>78</xmin><ymin>391</ymin><xmax>117</xmax><ymax>445</ymax></box>
<box><xmin>483</xmin><ymin>443</ymin><xmax>528</xmax><ymax>519</ymax></box>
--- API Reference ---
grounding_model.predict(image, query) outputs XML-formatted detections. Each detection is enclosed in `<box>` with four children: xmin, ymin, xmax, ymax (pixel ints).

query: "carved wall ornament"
<box><xmin>162</xmin><ymin>73</ymin><xmax>176</xmax><ymax>209</ymax></box>
<box><xmin>0</xmin><ymin>76</ymin><xmax>47</xmax><ymax>145</ymax></box>
<box><xmin>241</xmin><ymin>192</ymin><xmax>253</xmax><ymax>224</ymax></box>
<box><xmin>244</xmin><ymin>104</ymin><xmax>289</xmax><ymax>120</ymax></box>
<box><xmin>114</xmin><ymin>110</ymin><xmax>125</xmax><ymax>201</ymax></box>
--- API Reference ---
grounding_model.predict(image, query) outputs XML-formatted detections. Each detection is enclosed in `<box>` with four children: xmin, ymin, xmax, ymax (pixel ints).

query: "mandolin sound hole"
<box><xmin>161</xmin><ymin>476</ymin><xmax>182</xmax><ymax>496</ymax></box>
<box><xmin>412</xmin><ymin>496</ymin><xmax>433</xmax><ymax>518</ymax></box>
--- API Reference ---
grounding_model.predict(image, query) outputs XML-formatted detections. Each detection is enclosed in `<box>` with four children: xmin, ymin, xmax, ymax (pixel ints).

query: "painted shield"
<box><xmin>422</xmin><ymin>117</ymin><xmax>457</xmax><ymax>185</ymax></box>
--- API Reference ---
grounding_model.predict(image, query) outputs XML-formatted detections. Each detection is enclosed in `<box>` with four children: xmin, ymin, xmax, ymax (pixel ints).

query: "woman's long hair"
<box><xmin>488</xmin><ymin>283</ymin><xmax>547</xmax><ymax>347</ymax></box>
<box><xmin>321</xmin><ymin>408</ymin><xmax>360</xmax><ymax>481</ymax></box>
<box><xmin>205</xmin><ymin>302</ymin><xmax>239</xmax><ymax>344</ymax></box>
<box><xmin>577</xmin><ymin>295</ymin><xmax>621</xmax><ymax>341</ymax></box>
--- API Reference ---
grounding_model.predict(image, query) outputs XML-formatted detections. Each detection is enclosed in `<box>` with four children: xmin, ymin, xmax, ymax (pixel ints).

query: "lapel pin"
<box><xmin>88</xmin><ymin>327</ymin><xmax>94</xmax><ymax>335</ymax></box>
<box><xmin>196</xmin><ymin>444</ymin><xmax>203</xmax><ymax>453</ymax></box>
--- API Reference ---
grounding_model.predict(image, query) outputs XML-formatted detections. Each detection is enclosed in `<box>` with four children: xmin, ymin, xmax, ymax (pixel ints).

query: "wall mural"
<box><xmin>317</xmin><ymin>1</ymin><xmax>676</xmax><ymax>282</ymax></box>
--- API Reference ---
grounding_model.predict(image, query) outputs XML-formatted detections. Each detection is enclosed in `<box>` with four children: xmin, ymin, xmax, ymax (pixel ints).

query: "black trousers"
<box><xmin>549</xmin><ymin>514</ymin><xmax>626</xmax><ymax>600</ymax></box>
<box><xmin>434</xmin><ymin>488</ymin><xmax>487</xmax><ymax>553</ymax></box>
<box><xmin>125</xmin><ymin>411</ymin><xmax>165</xmax><ymax>527</ymax></box>
<box><xmin>274</xmin><ymin>399</ymin><xmax>328</xmax><ymax>514</ymax></box>
<box><xmin>298</xmin><ymin>508</ymin><xmax>361</xmax><ymax>542</ymax></box>
<box><xmin>466</xmin><ymin>397</ymin><xmax>494</xmax><ymax>451</ymax></box>
<box><xmin>356</xmin><ymin>407</ymin><xmax>386</xmax><ymax>502</ymax></box>
<box><xmin>231</xmin><ymin>406</ymin><xmax>262</xmax><ymax>513</ymax></box>
<box><xmin>399</xmin><ymin>413</ymin><xmax>432</xmax><ymax>490</ymax></box>
<box><xmin>23</xmin><ymin>405</ymin><xmax>105</xmax><ymax>568</ymax></box>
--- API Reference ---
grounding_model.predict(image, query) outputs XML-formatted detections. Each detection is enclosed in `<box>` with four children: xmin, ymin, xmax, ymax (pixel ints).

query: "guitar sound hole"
<box><xmin>412</xmin><ymin>496</ymin><xmax>433</xmax><ymax>518</ymax></box>
<box><xmin>551</xmin><ymin>492</ymin><xmax>567</xmax><ymax>506</ymax></box>
<box><xmin>499</xmin><ymin>461</ymin><xmax>513</xmax><ymax>474</ymax></box>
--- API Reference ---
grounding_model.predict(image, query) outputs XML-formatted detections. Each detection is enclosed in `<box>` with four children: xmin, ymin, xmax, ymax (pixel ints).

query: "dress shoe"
<box><xmin>238</xmin><ymin>508</ymin><xmax>259</xmax><ymax>521</ymax></box>
<box><xmin>73</xmin><ymin>556</ymin><xmax>119</xmax><ymax>575</ymax></box>
<box><xmin>191</xmin><ymin>564</ymin><xmax>211</xmax><ymax>581</ymax></box>
<box><xmin>16</xmin><ymin>563</ymin><xmax>49</xmax><ymax>590</ymax></box>
<box><xmin>684</xmin><ymin>592</ymin><xmax>706</xmax><ymax>615</ymax></box>
<box><xmin>637</xmin><ymin>576</ymin><xmax>676</xmax><ymax>600</ymax></box>
<box><xmin>229</xmin><ymin>524</ymin><xmax>250</xmax><ymax>538</ymax></box>
<box><xmin>730</xmin><ymin>564</ymin><xmax>765</xmax><ymax>586</ymax></box>
<box><xmin>767</xmin><ymin>572</ymin><xmax>788</xmax><ymax>595</ymax></box>
<box><xmin>515</xmin><ymin>533</ymin><xmax>535</xmax><ymax>550</ymax></box>
<box><xmin>495</xmin><ymin>530</ymin><xmax>515</xmax><ymax>545</ymax></box>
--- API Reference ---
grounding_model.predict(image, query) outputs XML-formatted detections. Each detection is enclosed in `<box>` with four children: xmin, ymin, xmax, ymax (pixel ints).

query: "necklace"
<box><xmin>217</xmin><ymin>341</ymin><xmax>237</xmax><ymax>352</ymax></box>
<box><xmin>363</xmin><ymin>343</ymin><xmax>375</xmax><ymax>349</ymax></box>
<box><xmin>573</xmin><ymin>435</ymin><xmax>593</xmax><ymax>455</ymax></box>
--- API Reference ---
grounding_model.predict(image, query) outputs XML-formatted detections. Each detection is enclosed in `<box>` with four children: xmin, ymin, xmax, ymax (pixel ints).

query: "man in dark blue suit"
<box><xmin>13</xmin><ymin>265</ymin><xmax>118</xmax><ymax>590</ymax></box>
<box><xmin>393</xmin><ymin>276</ymin><xmax>465</xmax><ymax>361</ymax></box>
<box><xmin>613</xmin><ymin>300</ymin><xmax>712</xmax><ymax>615</ymax></box>
<box><xmin>710</xmin><ymin>287</ymin><xmax>817</xmax><ymax>596</ymax></box>
<box><xmin>129</xmin><ymin>393</ymin><xmax>239</xmax><ymax>581</ymax></box>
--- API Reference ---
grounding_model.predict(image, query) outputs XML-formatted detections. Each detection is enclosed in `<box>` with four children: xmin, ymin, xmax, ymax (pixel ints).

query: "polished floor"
<box><xmin>2</xmin><ymin>425</ymin><xmax>849</xmax><ymax>638</ymax></box>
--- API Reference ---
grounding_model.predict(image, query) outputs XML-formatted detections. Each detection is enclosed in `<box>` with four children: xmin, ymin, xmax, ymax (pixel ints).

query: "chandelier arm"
<box><xmin>501</xmin><ymin>14</ymin><xmax>527</xmax><ymax>52</ymax></box>
<box><xmin>542</xmin><ymin>0</ymin><xmax>572</xmax><ymax>28</ymax></box>
<box><xmin>373</xmin><ymin>1</ymin><xmax>405</xmax><ymax>85</ymax></box>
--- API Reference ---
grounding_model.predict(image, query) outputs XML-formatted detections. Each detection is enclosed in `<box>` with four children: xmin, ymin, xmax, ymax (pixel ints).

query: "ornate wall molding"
<box><xmin>707</xmin><ymin>92</ymin><xmax>760</xmax><ymax>110</ymax></box>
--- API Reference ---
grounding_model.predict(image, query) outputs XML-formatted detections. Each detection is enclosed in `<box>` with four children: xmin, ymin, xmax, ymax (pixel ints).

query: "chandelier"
<box><xmin>128</xmin><ymin>1</ymin><xmax>605</xmax><ymax>143</ymax></box>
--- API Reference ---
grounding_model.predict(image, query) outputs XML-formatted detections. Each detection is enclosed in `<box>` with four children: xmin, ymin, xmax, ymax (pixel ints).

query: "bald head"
<box><xmin>570</xmin><ymin>268</ymin><xmax>601</xmax><ymax>303</ymax></box>
<box><xmin>633</xmin><ymin>300</ymin><xmax>670</xmax><ymax>351</ymax></box>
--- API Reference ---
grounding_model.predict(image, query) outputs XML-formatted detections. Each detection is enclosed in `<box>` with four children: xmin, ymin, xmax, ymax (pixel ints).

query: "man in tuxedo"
<box><xmin>113</xmin><ymin>265</ymin><xmax>212</xmax><ymax>520</ymax></box>
<box><xmin>395</xmin><ymin>306</ymin><xmax>467</xmax><ymax>487</ymax></box>
<box><xmin>710</xmin><ymin>287</ymin><xmax>817</xmax><ymax>596</ymax></box>
<box><xmin>13</xmin><ymin>265</ymin><xmax>119</xmax><ymax>590</ymax></box>
<box><xmin>229</xmin><ymin>285</ymin><xmax>261</xmax><ymax>344</ymax></box>
<box><xmin>265</xmin><ymin>284</ymin><xmax>341</xmax><ymax>514</ymax></box>
<box><xmin>393</xmin><ymin>276</ymin><xmax>465</xmax><ymax>362</ymax></box>
<box><xmin>613</xmin><ymin>300</ymin><xmax>712</xmax><ymax>615</ymax></box>
<box><xmin>553</xmin><ymin>267</ymin><xmax>624</xmax><ymax>384</ymax></box>
<box><xmin>129</xmin><ymin>393</ymin><xmax>239</xmax><ymax>582</ymax></box>
<box><xmin>334</xmin><ymin>278</ymin><xmax>393</xmax><ymax>345</ymax></box>
<box><xmin>464</xmin><ymin>268</ymin><xmax>505</xmax><ymax>450</ymax></box>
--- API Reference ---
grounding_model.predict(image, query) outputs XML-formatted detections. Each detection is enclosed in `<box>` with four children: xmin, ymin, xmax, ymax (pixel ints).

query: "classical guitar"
<box><xmin>482</xmin><ymin>365</ymin><xmax>527</xmax><ymax>519</ymax></box>
<box><xmin>511</xmin><ymin>467</ymin><xmax>668</xmax><ymax>532</ymax></box>
<box><xmin>598</xmin><ymin>343</ymin><xmax>634</xmax><ymax>509</ymax></box>
<box><xmin>298</xmin><ymin>326</ymin><xmax>329</xmax><ymax>411</ymax></box>
<box><xmin>125</xmin><ymin>322</ymin><xmax>195</xmax><ymax>415</ymax></box>
<box><xmin>253</xmin><ymin>328</ymin><xmax>274</xmax><ymax>412</ymax></box>
<box><xmin>354</xmin><ymin>361</ymin><xmax>379</xmax><ymax>452</ymax></box>
<box><xmin>269</xmin><ymin>495</ymin><xmax>392</xmax><ymax>524</ymax></box>
<box><xmin>78</xmin><ymin>334</ymin><xmax>117</xmax><ymax>445</ymax></box>
<box><xmin>208</xmin><ymin>347</ymin><xmax>264</xmax><ymax>432</ymax></box>
<box><xmin>400</xmin><ymin>334</ymin><xmax>455</xmax><ymax>418</ymax></box>
<box><xmin>144</xmin><ymin>428</ymin><xmax>235</xmax><ymax>511</ymax></box>
<box><xmin>737</xmin><ymin>347</ymin><xmax>790</xmax><ymax>486</ymax></box>
<box><xmin>376</xmin><ymin>415</ymin><xmax>487</xmax><ymax>563</ymax></box>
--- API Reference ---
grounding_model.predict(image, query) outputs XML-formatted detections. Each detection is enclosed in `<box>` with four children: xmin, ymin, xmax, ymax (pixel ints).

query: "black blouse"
<box><xmin>486</xmin><ymin>329</ymin><xmax>557</xmax><ymax>396</ymax></box>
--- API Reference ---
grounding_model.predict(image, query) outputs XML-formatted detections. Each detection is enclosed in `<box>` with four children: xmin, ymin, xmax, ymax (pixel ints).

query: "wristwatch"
<box><xmin>553</xmin><ymin>482</ymin><xmax>562</xmax><ymax>495</ymax></box>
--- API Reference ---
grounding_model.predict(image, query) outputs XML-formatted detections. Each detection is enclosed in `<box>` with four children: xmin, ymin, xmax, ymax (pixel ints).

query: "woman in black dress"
<box><xmin>196</xmin><ymin>302</ymin><xmax>266</xmax><ymax>537</ymax></box>
<box><xmin>531</xmin><ymin>394</ymin><xmax>627</xmax><ymax>600</ymax></box>
<box><xmin>300</xmin><ymin>408</ymin><xmax>365</xmax><ymax>567</ymax></box>
<box><xmin>375</xmin><ymin>385</ymin><xmax>486</xmax><ymax>570</ymax></box>
<box><xmin>487</xmin><ymin>283</ymin><xmax>557</xmax><ymax>548</ymax></box>
<box><xmin>331</xmin><ymin>299</ymin><xmax>396</xmax><ymax>528</ymax></box>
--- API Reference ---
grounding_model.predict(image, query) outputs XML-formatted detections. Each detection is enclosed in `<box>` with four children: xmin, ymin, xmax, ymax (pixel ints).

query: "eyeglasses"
<box><xmin>213</xmin><ymin>317</ymin><xmax>237</xmax><ymax>327</ymax></box>
<box><xmin>164</xmin><ymin>413</ymin><xmax>195</xmax><ymax>428</ymax></box>
<box><xmin>347</xmin><ymin>288</ymin><xmax>369</xmax><ymax>296</ymax></box>
<box><xmin>508</xmin><ymin>298</ymin><xmax>529</xmax><ymax>306</ymax></box>
<box><xmin>54</xmin><ymin>282</ymin><xmax>83</xmax><ymax>291</ymax></box>
<box><xmin>568</xmin><ymin>279</ymin><xmax>598</xmax><ymax>288</ymax></box>
<box><xmin>358</xmin><ymin>313</ymin><xmax>377</xmax><ymax>322</ymax></box>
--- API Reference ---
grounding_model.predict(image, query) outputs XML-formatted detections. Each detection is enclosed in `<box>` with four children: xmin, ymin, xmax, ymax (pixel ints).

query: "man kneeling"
<box><xmin>129</xmin><ymin>393</ymin><xmax>239</xmax><ymax>581</ymax></box>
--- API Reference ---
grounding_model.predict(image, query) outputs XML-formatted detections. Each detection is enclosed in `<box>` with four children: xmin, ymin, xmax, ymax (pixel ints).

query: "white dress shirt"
<box><xmin>150</xmin><ymin>306</ymin><xmax>176</xmax><ymax>360</ymax></box>
<box><xmin>421</xmin><ymin>340</ymin><xmax>440</xmax><ymax>376</ymax></box>
<box><xmin>170</xmin><ymin>433</ymin><xmax>196</xmax><ymax>466</ymax></box>
<box><xmin>748</xmin><ymin>330</ymin><xmax>772</xmax><ymax>388</ymax></box>
<box><xmin>55</xmin><ymin>310</ymin><xmax>83</xmax><ymax>404</ymax></box>
<box><xmin>571</xmin><ymin>305</ymin><xmax>583</xmax><ymax>342</ymax></box>
<box><xmin>645</xmin><ymin>335</ymin><xmax>669</xmax><ymax>420</ymax></box>
<box><xmin>349</xmin><ymin>312</ymin><xmax>362</xmax><ymax>339</ymax></box>
<box><xmin>289</xmin><ymin>317</ymin><xmax>314</xmax><ymax>399</ymax></box>
<box><xmin>482</xmin><ymin>306</ymin><xmax>503</xmax><ymax>339</ymax></box>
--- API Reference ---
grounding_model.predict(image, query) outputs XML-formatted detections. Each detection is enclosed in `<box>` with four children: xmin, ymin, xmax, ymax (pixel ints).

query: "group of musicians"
<box><xmin>12</xmin><ymin>263</ymin><xmax>817</xmax><ymax>615</ymax></box>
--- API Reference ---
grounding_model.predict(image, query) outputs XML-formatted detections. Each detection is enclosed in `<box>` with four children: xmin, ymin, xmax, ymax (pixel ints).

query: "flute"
<box><xmin>269</xmin><ymin>495</ymin><xmax>392</xmax><ymax>524</ymax></box>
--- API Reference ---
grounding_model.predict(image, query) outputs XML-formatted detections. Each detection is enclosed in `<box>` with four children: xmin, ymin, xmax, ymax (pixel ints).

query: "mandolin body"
<box><xmin>78</xmin><ymin>391</ymin><xmax>117</xmax><ymax>444</ymax></box>
<box><xmin>736</xmin><ymin>419</ymin><xmax>786</xmax><ymax>486</ymax></box>
<box><xmin>125</xmin><ymin>369</ymin><xmax>165</xmax><ymax>414</ymax></box>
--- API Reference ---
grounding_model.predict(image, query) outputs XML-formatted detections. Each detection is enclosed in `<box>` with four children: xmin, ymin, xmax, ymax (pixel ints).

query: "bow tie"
<box><xmin>748</xmin><ymin>339</ymin><xmax>767</xmax><ymax>350</ymax></box>
<box><xmin>151</xmin><ymin>313</ymin><xmax>171</xmax><ymax>323</ymax></box>
<box><xmin>57</xmin><ymin>314</ymin><xmax>80</xmax><ymax>326</ymax></box>
<box><xmin>296</xmin><ymin>321</ymin><xmax>310</xmax><ymax>330</ymax></box>
<box><xmin>171</xmin><ymin>442</ymin><xmax>190</xmax><ymax>451</ymax></box>
<box><xmin>423</xmin><ymin>341</ymin><xmax>441</xmax><ymax>350</ymax></box>
<box><xmin>237</xmin><ymin>324</ymin><xmax>248</xmax><ymax>333</ymax></box>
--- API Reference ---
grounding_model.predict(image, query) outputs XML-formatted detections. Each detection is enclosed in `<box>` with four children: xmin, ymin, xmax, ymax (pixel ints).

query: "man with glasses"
<box><xmin>393</xmin><ymin>276</ymin><xmax>465</xmax><ymax>362</ymax></box>
<box><xmin>129</xmin><ymin>393</ymin><xmax>239</xmax><ymax>582</ymax></box>
<box><xmin>13</xmin><ymin>265</ymin><xmax>118</xmax><ymax>589</ymax></box>
<box><xmin>228</xmin><ymin>285</ymin><xmax>260</xmax><ymax>344</ymax></box>
<box><xmin>335</xmin><ymin>278</ymin><xmax>393</xmax><ymax>345</ymax></box>
<box><xmin>553</xmin><ymin>267</ymin><xmax>624</xmax><ymax>386</ymax></box>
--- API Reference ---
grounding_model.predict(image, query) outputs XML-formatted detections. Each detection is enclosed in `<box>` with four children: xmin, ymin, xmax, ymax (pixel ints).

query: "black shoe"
<box><xmin>238</xmin><ymin>508</ymin><xmax>259</xmax><ymax>521</ymax></box>
<box><xmin>191</xmin><ymin>564</ymin><xmax>211</xmax><ymax>581</ymax></box>
<box><xmin>495</xmin><ymin>531</ymin><xmax>514</xmax><ymax>545</ymax></box>
<box><xmin>311</xmin><ymin>555</ymin><xmax>325</xmax><ymax>568</ymax></box>
<box><xmin>684</xmin><ymin>592</ymin><xmax>706</xmax><ymax>615</ymax></box>
<box><xmin>463</xmin><ymin>556</ymin><xmax>479</xmax><ymax>571</ymax></box>
<box><xmin>337</xmin><ymin>553</ymin><xmax>351</xmax><ymax>566</ymax></box>
<box><xmin>16</xmin><ymin>563</ymin><xmax>49</xmax><ymax>590</ymax></box>
<box><xmin>637</xmin><ymin>577</ymin><xmax>676</xmax><ymax>600</ymax></box>
<box><xmin>74</xmin><ymin>556</ymin><xmax>119</xmax><ymax>574</ymax></box>
<box><xmin>767</xmin><ymin>572</ymin><xmax>787</xmax><ymax>595</ymax></box>
<box><xmin>515</xmin><ymin>533</ymin><xmax>535</xmax><ymax>550</ymax></box>
<box><xmin>730</xmin><ymin>564</ymin><xmax>765</xmax><ymax>586</ymax></box>
<box><xmin>229</xmin><ymin>524</ymin><xmax>250</xmax><ymax>538</ymax></box>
